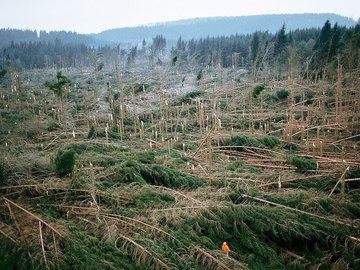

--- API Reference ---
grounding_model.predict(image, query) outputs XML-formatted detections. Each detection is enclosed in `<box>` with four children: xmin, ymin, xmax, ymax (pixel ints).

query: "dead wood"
<box><xmin>4</xmin><ymin>198</ymin><xmax>63</xmax><ymax>236</ymax></box>
<box><xmin>328</xmin><ymin>166</ymin><xmax>349</xmax><ymax>198</ymax></box>
<box><xmin>39</xmin><ymin>221</ymin><xmax>49</xmax><ymax>269</ymax></box>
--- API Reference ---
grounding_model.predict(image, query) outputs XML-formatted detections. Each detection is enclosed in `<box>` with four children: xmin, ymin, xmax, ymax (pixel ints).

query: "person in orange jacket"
<box><xmin>222</xmin><ymin>242</ymin><xmax>230</xmax><ymax>256</ymax></box>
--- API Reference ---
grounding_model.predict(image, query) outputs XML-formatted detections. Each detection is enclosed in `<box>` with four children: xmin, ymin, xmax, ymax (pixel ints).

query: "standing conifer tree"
<box><xmin>273</xmin><ymin>24</ymin><xmax>288</xmax><ymax>78</ymax></box>
<box><xmin>45</xmin><ymin>71</ymin><xmax>72</xmax><ymax>128</ymax></box>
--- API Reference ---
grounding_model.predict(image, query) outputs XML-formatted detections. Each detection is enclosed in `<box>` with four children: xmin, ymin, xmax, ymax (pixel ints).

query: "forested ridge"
<box><xmin>95</xmin><ymin>13</ymin><xmax>356</xmax><ymax>44</ymax></box>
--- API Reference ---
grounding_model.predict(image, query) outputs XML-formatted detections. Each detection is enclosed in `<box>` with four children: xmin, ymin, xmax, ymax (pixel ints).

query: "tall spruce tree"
<box><xmin>328</xmin><ymin>23</ymin><xmax>341</xmax><ymax>62</ymax></box>
<box><xmin>273</xmin><ymin>24</ymin><xmax>288</xmax><ymax>77</ymax></box>
<box><xmin>251</xmin><ymin>31</ymin><xmax>260</xmax><ymax>62</ymax></box>
<box><xmin>317</xmin><ymin>20</ymin><xmax>332</xmax><ymax>59</ymax></box>
<box><xmin>274</xmin><ymin>24</ymin><xmax>287</xmax><ymax>57</ymax></box>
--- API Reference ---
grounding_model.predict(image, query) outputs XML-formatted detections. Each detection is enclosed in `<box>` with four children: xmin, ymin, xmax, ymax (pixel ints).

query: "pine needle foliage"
<box><xmin>275</xmin><ymin>88</ymin><xmax>289</xmax><ymax>100</ymax></box>
<box><xmin>282</xmin><ymin>143</ymin><xmax>298</xmax><ymax>151</ymax></box>
<box><xmin>44</xmin><ymin>72</ymin><xmax>71</xmax><ymax>98</ymax></box>
<box><xmin>132</xmin><ymin>188</ymin><xmax>175</xmax><ymax>208</ymax></box>
<box><xmin>172</xmin><ymin>205</ymin><xmax>357</xmax><ymax>270</ymax></box>
<box><xmin>0</xmin><ymin>239</ymin><xmax>45</xmax><ymax>270</ymax></box>
<box><xmin>193</xmin><ymin>246</ymin><xmax>234</xmax><ymax>270</ymax></box>
<box><xmin>348</xmin><ymin>167</ymin><xmax>360</xmax><ymax>179</ymax></box>
<box><xmin>252</xmin><ymin>83</ymin><xmax>266</xmax><ymax>98</ymax></box>
<box><xmin>220</xmin><ymin>135</ymin><xmax>280</xmax><ymax>149</ymax></box>
<box><xmin>347</xmin><ymin>167</ymin><xmax>360</xmax><ymax>192</ymax></box>
<box><xmin>264</xmin><ymin>193</ymin><xmax>310</xmax><ymax>208</ymax></box>
<box><xmin>109</xmin><ymin>159</ymin><xmax>203</xmax><ymax>189</ymax></box>
<box><xmin>291</xmin><ymin>156</ymin><xmax>317</xmax><ymax>173</ymax></box>
<box><xmin>65</xmin><ymin>143</ymin><xmax>126</xmax><ymax>155</ymax></box>
<box><xmin>54</xmin><ymin>149</ymin><xmax>75</xmax><ymax>177</ymax></box>
<box><xmin>87</xmin><ymin>125</ymin><xmax>96</xmax><ymax>139</ymax></box>
<box><xmin>180</xmin><ymin>90</ymin><xmax>203</xmax><ymax>104</ymax></box>
<box><xmin>115</xmin><ymin>234</ymin><xmax>171</xmax><ymax>270</ymax></box>
<box><xmin>284</xmin><ymin>177</ymin><xmax>336</xmax><ymax>191</ymax></box>
<box><xmin>57</xmin><ymin>224</ymin><xmax>142</xmax><ymax>270</ymax></box>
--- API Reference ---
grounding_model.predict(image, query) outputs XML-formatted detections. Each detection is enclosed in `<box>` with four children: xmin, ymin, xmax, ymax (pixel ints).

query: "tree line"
<box><xmin>1</xmin><ymin>21</ymin><xmax>359</xmax><ymax>81</ymax></box>
<box><xmin>0</xmin><ymin>28</ymin><xmax>95</xmax><ymax>48</ymax></box>
<box><xmin>171</xmin><ymin>21</ymin><xmax>360</xmax><ymax>79</ymax></box>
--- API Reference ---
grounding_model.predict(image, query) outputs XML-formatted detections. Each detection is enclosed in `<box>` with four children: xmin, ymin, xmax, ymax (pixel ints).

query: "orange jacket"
<box><xmin>222</xmin><ymin>242</ymin><xmax>230</xmax><ymax>253</ymax></box>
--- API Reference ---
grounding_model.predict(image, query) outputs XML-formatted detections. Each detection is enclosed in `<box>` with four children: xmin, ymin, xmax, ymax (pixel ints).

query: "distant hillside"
<box><xmin>94</xmin><ymin>13</ymin><xmax>356</xmax><ymax>45</ymax></box>
<box><xmin>0</xmin><ymin>13</ymin><xmax>356</xmax><ymax>49</ymax></box>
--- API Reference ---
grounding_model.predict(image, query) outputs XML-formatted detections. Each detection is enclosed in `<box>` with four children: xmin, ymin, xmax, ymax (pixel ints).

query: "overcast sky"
<box><xmin>1</xmin><ymin>0</ymin><xmax>359</xmax><ymax>34</ymax></box>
